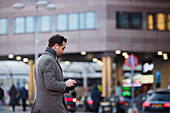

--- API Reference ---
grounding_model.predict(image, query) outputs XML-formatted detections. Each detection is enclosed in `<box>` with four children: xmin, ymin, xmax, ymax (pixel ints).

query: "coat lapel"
<box><xmin>55</xmin><ymin>59</ymin><xmax>63</xmax><ymax>74</ymax></box>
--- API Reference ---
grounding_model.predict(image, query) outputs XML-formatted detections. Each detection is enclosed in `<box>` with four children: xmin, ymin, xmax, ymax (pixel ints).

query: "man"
<box><xmin>91</xmin><ymin>84</ymin><xmax>101</xmax><ymax>113</ymax></box>
<box><xmin>0</xmin><ymin>86</ymin><xmax>4</xmax><ymax>108</ymax></box>
<box><xmin>31</xmin><ymin>34</ymin><xmax>77</xmax><ymax>113</ymax></box>
<box><xmin>20</xmin><ymin>86</ymin><xmax>28</xmax><ymax>111</ymax></box>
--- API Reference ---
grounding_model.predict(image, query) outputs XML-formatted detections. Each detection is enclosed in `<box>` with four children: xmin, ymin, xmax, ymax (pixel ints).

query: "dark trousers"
<box><xmin>22</xmin><ymin>99</ymin><xmax>26</xmax><ymax>111</ymax></box>
<box><xmin>12</xmin><ymin>104</ymin><xmax>15</xmax><ymax>112</ymax></box>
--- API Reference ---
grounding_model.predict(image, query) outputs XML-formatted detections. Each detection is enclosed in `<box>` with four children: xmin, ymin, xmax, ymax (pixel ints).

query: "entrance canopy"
<box><xmin>0</xmin><ymin>61</ymin><xmax>29</xmax><ymax>75</ymax></box>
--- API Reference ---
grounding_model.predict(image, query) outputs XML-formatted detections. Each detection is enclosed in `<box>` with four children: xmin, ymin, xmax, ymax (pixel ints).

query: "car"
<box><xmin>117</xmin><ymin>96</ymin><xmax>131</xmax><ymax>113</ymax></box>
<box><xmin>134</xmin><ymin>93</ymin><xmax>148</xmax><ymax>111</ymax></box>
<box><xmin>142</xmin><ymin>89</ymin><xmax>170</xmax><ymax>113</ymax></box>
<box><xmin>98</xmin><ymin>96</ymin><xmax>117</xmax><ymax>113</ymax></box>
<box><xmin>64</xmin><ymin>93</ymin><xmax>77</xmax><ymax>112</ymax></box>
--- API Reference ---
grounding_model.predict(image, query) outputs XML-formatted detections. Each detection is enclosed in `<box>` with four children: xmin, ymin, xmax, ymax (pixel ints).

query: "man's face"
<box><xmin>55</xmin><ymin>41</ymin><xmax>66</xmax><ymax>57</ymax></box>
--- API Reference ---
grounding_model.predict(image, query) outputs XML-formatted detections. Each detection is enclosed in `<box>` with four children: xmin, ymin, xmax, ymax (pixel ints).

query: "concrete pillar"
<box><xmin>28</xmin><ymin>60</ymin><xmax>36</xmax><ymax>105</ymax></box>
<box><xmin>102</xmin><ymin>56</ymin><xmax>113</xmax><ymax>98</ymax></box>
<box><xmin>107</xmin><ymin>56</ymin><xmax>113</xmax><ymax>97</ymax></box>
<box><xmin>102</xmin><ymin>57</ymin><xmax>107</xmax><ymax>98</ymax></box>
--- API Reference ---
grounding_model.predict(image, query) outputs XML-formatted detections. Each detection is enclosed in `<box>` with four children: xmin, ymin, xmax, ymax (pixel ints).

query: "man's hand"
<box><xmin>65</xmin><ymin>79</ymin><xmax>77</xmax><ymax>87</ymax></box>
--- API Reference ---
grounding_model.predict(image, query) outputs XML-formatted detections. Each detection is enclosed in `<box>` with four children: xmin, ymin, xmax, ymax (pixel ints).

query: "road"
<box><xmin>1</xmin><ymin>106</ymin><xmax>31</xmax><ymax>113</ymax></box>
<box><xmin>0</xmin><ymin>106</ymin><xmax>93</xmax><ymax>113</ymax></box>
<box><xmin>1</xmin><ymin>105</ymin><xmax>142</xmax><ymax>113</ymax></box>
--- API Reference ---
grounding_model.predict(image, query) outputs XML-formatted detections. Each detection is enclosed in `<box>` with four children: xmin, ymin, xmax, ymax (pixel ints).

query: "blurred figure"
<box><xmin>9</xmin><ymin>85</ymin><xmax>18</xmax><ymax>112</ymax></box>
<box><xmin>20</xmin><ymin>86</ymin><xmax>28</xmax><ymax>111</ymax></box>
<box><xmin>71</xmin><ymin>90</ymin><xmax>77</xmax><ymax>98</ymax></box>
<box><xmin>0</xmin><ymin>86</ymin><xmax>4</xmax><ymax>109</ymax></box>
<box><xmin>91</xmin><ymin>84</ymin><xmax>101</xmax><ymax>113</ymax></box>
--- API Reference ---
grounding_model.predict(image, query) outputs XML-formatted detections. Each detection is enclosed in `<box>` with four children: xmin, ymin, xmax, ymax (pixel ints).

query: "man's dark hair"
<box><xmin>48</xmin><ymin>34</ymin><xmax>67</xmax><ymax>47</ymax></box>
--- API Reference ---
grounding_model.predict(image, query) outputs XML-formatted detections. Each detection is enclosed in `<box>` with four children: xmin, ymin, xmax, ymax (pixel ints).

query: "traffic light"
<box><xmin>122</xmin><ymin>90</ymin><xmax>131</xmax><ymax>97</ymax></box>
<box><xmin>122</xmin><ymin>86</ymin><xmax>131</xmax><ymax>97</ymax></box>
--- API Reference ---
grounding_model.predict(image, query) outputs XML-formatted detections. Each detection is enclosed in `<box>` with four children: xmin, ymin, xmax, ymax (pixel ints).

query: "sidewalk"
<box><xmin>1</xmin><ymin>105</ymin><xmax>31</xmax><ymax>113</ymax></box>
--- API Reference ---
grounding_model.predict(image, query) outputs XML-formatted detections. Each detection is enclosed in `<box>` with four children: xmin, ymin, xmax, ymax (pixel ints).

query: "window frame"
<box><xmin>25</xmin><ymin>16</ymin><xmax>35</xmax><ymax>33</ymax></box>
<box><xmin>68</xmin><ymin>13</ymin><xmax>79</xmax><ymax>31</ymax></box>
<box><xmin>13</xmin><ymin>17</ymin><xmax>25</xmax><ymax>34</ymax></box>
<box><xmin>55</xmin><ymin>11</ymin><xmax>97</xmax><ymax>32</ymax></box>
<box><xmin>85</xmin><ymin>12</ymin><xmax>97</xmax><ymax>30</ymax></box>
<box><xmin>0</xmin><ymin>18</ymin><xmax>9</xmax><ymax>35</ymax></box>
<box><xmin>116</xmin><ymin>11</ymin><xmax>142</xmax><ymax>30</ymax></box>
<box><xmin>147</xmin><ymin>12</ymin><xmax>170</xmax><ymax>31</ymax></box>
<box><xmin>55</xmin><ymin>14</ymin><xmax>68</xmax><ymax>31</ymax></box>
<box><xmin>38</xmin><ymin>15</ymin><xmax>52</xmax><ymax>32</ymax></box>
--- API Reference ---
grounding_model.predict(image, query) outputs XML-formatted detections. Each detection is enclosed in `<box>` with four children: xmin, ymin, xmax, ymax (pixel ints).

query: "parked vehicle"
<box><xmin>98</xmin><ymin>96</ymin><xmax>117</xmax><ymax>113</ymax></box>
<box><xmin>135</xmin><ymin>93</ymin><xmax>148</xmax><ymax>111</ymax></box>
<box><xmin>117</xmin><ymin>96</ymin><xmax>131</xmax><ymax>113</ymax></box>
<box><xmin>142</xmin><ymin>89</ymin><xmax>170</xmax><ymax>113</ymax></box>
<box><xmin>64</xmin><ymin>94</ymin><xmax>77</xmax><ymax>112</ymax></box>
<box><xmin>99</xmin><ymin>95</ymin><xmax>130</xmax><ymax>113</ymax></box>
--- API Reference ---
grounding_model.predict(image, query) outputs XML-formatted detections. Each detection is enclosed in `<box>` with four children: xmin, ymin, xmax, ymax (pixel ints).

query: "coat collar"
<box><xmin>43</xmin><ymin>47</ymin><xmax>62</xmax><ymax>73</ymax></box>
<box><xmin>44</xmin><ymin>47</ymin><xmax>58</xmax><ymax>60</ymax></box>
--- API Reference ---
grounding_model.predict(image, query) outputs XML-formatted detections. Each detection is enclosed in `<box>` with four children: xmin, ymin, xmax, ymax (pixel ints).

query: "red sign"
<box><xmin>125</xmin><ymin>55</ymin><xmax>139</xmax><ymax>68</ymax></box>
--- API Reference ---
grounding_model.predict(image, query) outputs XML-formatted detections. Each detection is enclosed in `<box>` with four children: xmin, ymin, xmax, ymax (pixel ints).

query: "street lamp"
<box><xmin>12</xmin><ymin>2</ymin><xmax>25</xmax><ymax>10</ymax></box>
<box><xmin>13</xmin><ymin>0</ymin><xmax>56</xmax><ymax>63</ymax></box>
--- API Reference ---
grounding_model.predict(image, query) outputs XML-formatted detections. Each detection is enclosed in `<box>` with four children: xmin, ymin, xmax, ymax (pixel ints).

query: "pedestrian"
<box><xmin>71</xmin><ymin>90</ymin><xmax>77</xmax><ymax>98</ymax></box>
<box><xmin>91</xmin><ymin>84</ymin><xmax>101</xmax><ymax>113</ymax></box>
<box><xmin>0</xmin><ymin>86</ymin><xmax>4</xmax><ymax>111</ymax></box>
<box><xmin>19</xmin><ymin>86</ymin><xmax>28</xmax><ymax>111</ymax></box>
<box><xmin>9</xmin><ymin>85</ymin><xmax>18</xmax><ymax>112</ymax></box>
<box><xmin>31</xmin><ymin>34</ymin><xmax>77</xmax><ymax>113</ymax></box>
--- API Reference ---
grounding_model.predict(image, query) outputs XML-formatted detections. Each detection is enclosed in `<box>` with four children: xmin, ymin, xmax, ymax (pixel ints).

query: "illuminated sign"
<box><xmin>141</xmin><ymin>75</ymin><xmax>154</xmax><ymax>84</ymax></box>
<box><xmin>122</xmin><ymin>74</ymin><xmax>154</xmax><ymax>86</ymax></box>
<box><xmin>143</xmin><ymin>63</ymin><xmax>154</xmax><ymax>73</ymax></box>
<box><xmin>122</xmin><ymin>83</ymin><xmax>142</xmax><ymax>87</ymax></box>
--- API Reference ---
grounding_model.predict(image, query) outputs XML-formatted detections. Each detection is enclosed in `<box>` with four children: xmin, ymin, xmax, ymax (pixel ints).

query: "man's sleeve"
<box><xmin>41</xmin><ymin>58</ymin><xmax>66</xmax><ymax>92</ymax></box>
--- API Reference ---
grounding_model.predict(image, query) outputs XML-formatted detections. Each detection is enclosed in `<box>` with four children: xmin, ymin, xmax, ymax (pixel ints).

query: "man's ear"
<box><xmin>55</xmin><ymin>44</ymin><xmax>59</xmax><ymax>49</ymax></box>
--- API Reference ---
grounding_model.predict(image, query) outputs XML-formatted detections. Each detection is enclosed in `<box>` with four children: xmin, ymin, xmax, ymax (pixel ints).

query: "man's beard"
<box><xmin>58</xmin><ymin>54</ymin><xmax>63</xmax><ymax>58</ymax></box>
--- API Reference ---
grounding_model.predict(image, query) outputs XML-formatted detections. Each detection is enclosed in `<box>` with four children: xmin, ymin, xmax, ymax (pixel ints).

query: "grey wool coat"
<box><xmin>31</xmin><ymin>47</ymin><xmax>68</xmax><ymax>113</ymax></box>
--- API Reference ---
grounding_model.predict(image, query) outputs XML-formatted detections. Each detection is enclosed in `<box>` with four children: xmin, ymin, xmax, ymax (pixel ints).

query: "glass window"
<box><xmin>147</xmin><ymin>13</ymin><xmax>170</xmax><ymax>31</ymax></box>
<box><xmin>156</xmin><ymin>13</ymin><xmax>166</xmax><ymax>31</ymax></box>
<box><xmin>149</xmin><ymin>93</ymin><xmax>170</xmax><ymax>101</ymax></box>
<box><xmin>26</xmin><ymin>16</ymin><xmax>35</xmax><ymax>33</ymax></box>
<box><xmin>86</xmin><ymin>12</ymin><xmax>96</xmax><ymax>29</ymax></box>
<box><xmin>55</xmin><ymin>12</ymin><xmax>97</xmax><ymax>31</ymax></box>
<box><xmin>168</xmin><ymin>14</ymin><xmax>170</xmax><ymax>31</ymax></box>
<box><xmin>117</xmin><ymin>12</ymin><xmax>129</xmax><ymax>28</ymax></box>
<box><xmin>14</xmin><ymin>17</ymin><xmax>25</xmax><ymax>33</ymax></box>
<box><xmin>39</xmin><ymin>15</ymin><xmax>51</xmax><ymax>32</ymax></box>
<box><xmin>80</xmin><ymin>13</ymin><xmax>85</xmax><ymax>29</ymax></box>
<box><xmin>68</xmin><ymin>13</ymin><xmax>78</xmax><ymax>30</ymax></box>
<box><xmin>148</xmin><ymin>14</ymin><xmax>154</xmax><ymax>30</ymax></box>
<box><xmin>0</xmin><ymin>18</ymin><xmax>8</xmax><ymax>35</ymax></box>
<box><xmin>131</xmin><ymin>13</ymin><xmax>142</xmax><ymax>29</ymax></box>
<box><xmin>117</xmin><ymin>12</ymin><xmax>142</xmax><ymax>29</ymax></box>
<box><xmin>56</xmin><ymin>14</ymin><xmax>67</xmax><ymax>31</ymax></box>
